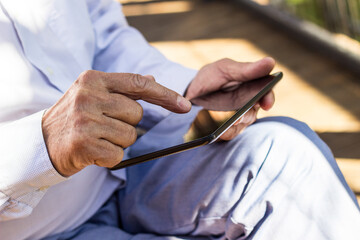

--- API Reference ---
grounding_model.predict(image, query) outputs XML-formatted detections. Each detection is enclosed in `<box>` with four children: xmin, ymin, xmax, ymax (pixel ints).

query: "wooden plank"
<box><xmin>233</xmin><ymin>0</ymin><xmax>360</xmax><ymax>77</ymax></box>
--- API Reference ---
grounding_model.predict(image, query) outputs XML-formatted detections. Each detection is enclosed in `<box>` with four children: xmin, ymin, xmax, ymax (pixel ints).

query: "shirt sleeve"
<box><xmin>0</xmin><ymin>110</ymin><xmax>67</xmax><ymax>221</ymax></box>
<box><xmin>88</xmin><ymin>0</ymin><xmax>197</xmax><ymax>128</ymax></box>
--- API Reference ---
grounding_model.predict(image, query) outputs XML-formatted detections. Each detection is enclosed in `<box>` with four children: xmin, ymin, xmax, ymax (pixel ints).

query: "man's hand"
<box><xmin>185</xmin><ymin>57</ymin><xmax>276</xmax><ymax>141</ymax></box>
<box><xmin>42</xmin><ymin>70</ymin><xmax>191</xmax><ymax>177</ymax></box>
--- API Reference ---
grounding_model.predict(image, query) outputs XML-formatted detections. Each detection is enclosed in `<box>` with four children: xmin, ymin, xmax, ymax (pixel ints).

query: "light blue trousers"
<box><xmin>44</xmin><ymin>117</ymin><xmax>360</xmax><ymax>240</ymax></box>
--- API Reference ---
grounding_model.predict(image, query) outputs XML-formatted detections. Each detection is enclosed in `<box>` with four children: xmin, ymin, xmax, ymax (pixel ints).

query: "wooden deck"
<box><xmin>120</xmin><ymin>0</ymin><xmax>360</xmax><ymax>202</ymax></box>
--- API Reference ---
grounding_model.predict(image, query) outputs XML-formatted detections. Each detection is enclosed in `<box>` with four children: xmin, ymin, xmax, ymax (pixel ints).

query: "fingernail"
<box><xmin>177</xmin><ymin>96</ymin><xmax>192</xmax><ymax>111</ymax></box>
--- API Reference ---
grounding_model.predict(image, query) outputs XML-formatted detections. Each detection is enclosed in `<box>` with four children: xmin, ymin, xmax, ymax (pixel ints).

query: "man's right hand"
<box><xmin>42</xmin><ymin>70</ymin><xmax>192</xmax><ymax>177</ymax></box>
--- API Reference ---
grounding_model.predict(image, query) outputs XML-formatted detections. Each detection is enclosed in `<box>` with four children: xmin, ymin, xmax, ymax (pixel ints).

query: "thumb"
<box><xmin>222</xmin><ymin>57</ymin><xmax>276</xmax><ymax>83</ymax></box>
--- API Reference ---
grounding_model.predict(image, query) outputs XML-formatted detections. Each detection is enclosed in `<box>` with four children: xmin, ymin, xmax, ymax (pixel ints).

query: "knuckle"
<box><xmin>73</xmin><ymin>113</ymin><xmax>89</xmax><ymax>128</ymax></box>
<box><xmin>96</xmin><ymin>146</ymin><xmax>124</xmax><ymax>168</ymax></box>
<box><xmin>218</xmin><ymin>58</ymin><xmax>232</xmax><ymax>66</ymax></box>
<box><xmin>131</xmin><ymin>74</ymin><xmax>149</xmax><ymax>91</ymax></box>
<box><xmin>134</xmin><ymin>102</ymin><xmax>144</xmax><ymax>122</ymax></box>
<box><xmin>71</xmin><ymin>111</ymin><xmax>97</xmax><ymax>135</ymax></box>
<box><xmin>213</xmin><ymin>58</ymin><xmax>235</xmax><ymax>78</ymax></box>
<box><xmin>108</xmin><ymin>148</ymin><xmax>124</xmax><ymax>168</ymax></box>
<box><xmin>129</xmin><ymin>126</ymin><xmax>138</xmax><ymax>145</ymax></box>
<box><xmin>144</xmin><ymin>75</ymin><xmax>156</xmax><ymax>82</ymax></box>
<box><xmin>111</xmin><ymin>148</ymin><xmax>124</xmax><ymax>167</ymax></box>
<box><xmin>108</xmin><ymin>145</ymin><xmax>122</xmax><ymax>160</ymax></box>
<box><xmin>73</xmin><ymin>88</ymin><xmax>90</xmax><ymax>108</ymax></box>
<box><xmin>77</xmin><ymin>70</ymin><xmax>98</xmax><ymax>86</ymax></box>
<box><xmin>125</xmin><ymin>126</ymin><xmax>137</xmax><ymax>146</ymax></box>
<box><xmin>71</xmin><ymin>117</ymin><xmax>94</xmax><ymax>145</ymax></box>
<box><xmin>160</xmin><ymin>86</ymin><xmax>171</xmax><ymax>98</ymax></box>
<box><xmin>117</xmin><ymin>148</ymin><xmax>124</xmax><ymax>161</ymax></box>
<box><xmin>162</xmin><ymin>88</ymin><xmax>177</xmax><ymax>107</ymax></box>
<box><xmin>114</xmin><ymin>147</ymin><xmax>124</xmax><ymax>161</ymax></box>
<box><xmin>95</xmin><ymin>92</ymin><xmax>110</xmax><ymax>105</ymax></box>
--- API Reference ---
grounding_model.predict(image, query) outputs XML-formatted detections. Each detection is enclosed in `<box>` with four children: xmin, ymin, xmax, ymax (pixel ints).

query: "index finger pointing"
<box><xmin>103</xmin><ymin>73</ymin><xmax>191</xmax><ymax>113</ymax></box>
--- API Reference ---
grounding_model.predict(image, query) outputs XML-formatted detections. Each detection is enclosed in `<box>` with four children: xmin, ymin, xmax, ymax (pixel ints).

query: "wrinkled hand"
<box><xmin>42</xmin><ymin>70</ymin><xmax>191</xmax><ymax>177</ymax></box>
<box><xmin>185</xmin><ymin>57</ymin><xmax>276</xmax><ymax>141</ymax></box>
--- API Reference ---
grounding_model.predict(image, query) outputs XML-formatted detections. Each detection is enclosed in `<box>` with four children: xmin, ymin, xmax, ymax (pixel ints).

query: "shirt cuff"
<box><xmin>0</xmin><ymin>110</ymin><xmax>67</xmax><ymax>205</ymax></box>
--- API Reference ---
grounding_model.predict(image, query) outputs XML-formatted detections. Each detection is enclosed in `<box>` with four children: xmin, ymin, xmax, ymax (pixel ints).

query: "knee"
<box><xmin>241</xmin><ymin>117</ymin><xmax>355</xmax><ymax>202</ymax></box>
<box><xmin>239</xmin><ymin>116</ymin><xmax>335</xmax><ymax>173</ymax></box>
<box><xmin>249</xmin><ymin>117</ymin><xmax>330</xmax><ymax>156</ymax></box>
<box><xmin>254</xmin><ymin>116</ymin><xmax>314</xmax><ymax>138</ymax></box>
<box><xmin>241</xmin><ymin>116</ymin><xmax>315</xmax><ymax>148</ymax></box>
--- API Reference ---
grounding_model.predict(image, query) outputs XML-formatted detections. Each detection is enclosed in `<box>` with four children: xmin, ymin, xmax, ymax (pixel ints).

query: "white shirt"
<box><xmin>0</xmin><ymin>0</ymin><xmax>196</xmax><ymax>239</ymax></box>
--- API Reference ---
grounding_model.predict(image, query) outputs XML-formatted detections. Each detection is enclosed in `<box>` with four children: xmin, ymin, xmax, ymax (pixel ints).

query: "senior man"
<box><xmin>0</xmin><ymin>0</ymin><xmax>359</xmax><ymax>239</ymax></box>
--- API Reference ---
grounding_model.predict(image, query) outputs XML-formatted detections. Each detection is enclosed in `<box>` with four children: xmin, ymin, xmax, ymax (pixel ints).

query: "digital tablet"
<box><xmin>110</xmin><ymin>72</ymin><xmax>283</xmax><ymax>170</ymax></box>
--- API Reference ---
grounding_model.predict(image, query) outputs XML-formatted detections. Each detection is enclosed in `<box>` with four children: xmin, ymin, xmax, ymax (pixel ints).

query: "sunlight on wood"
<box><xmin>334</xmin><ymin>33</ymin><xmax>360</xmax><ymax>57</ymax></box>
<box><xmin>337</xmin><ymin>158</ymin><xmax>360</xmax><ymax>193</ymax></box>
<box><xmin>121</xmin><ymin>1</ymin><xmax>194</xmax><ymax>16</ymax></box>
<box><xmin>151</xmin><ymin>39</ymin><xmax>360</xmax><ymax>133</ymax></box>
<box><xmin>120</xmin><ymin>0</ymin><xmax>157</xmax><ymax>4</ymax></box>
<box><xmin>252</xmin><ymin>0</ymin><xmax>270</xmax><ymax>5</ymax></box>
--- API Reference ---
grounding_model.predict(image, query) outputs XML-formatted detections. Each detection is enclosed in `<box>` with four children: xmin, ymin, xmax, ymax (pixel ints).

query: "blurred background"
<box><xmin>269</xmin><ymin>0</ymin><xmax>360</xmax><ymax>41</ymax></box>
<box><xmin>118</xmin><ymin>0</ymin><xmax>360</xmax><ymax>202</ymax></box>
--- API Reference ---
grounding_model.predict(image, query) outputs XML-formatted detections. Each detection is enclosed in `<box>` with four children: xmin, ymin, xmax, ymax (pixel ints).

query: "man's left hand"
<box><xmin>185</xmin><ymin>57</ymin><xmax>276</xmax><ymax>141</ymax></box>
